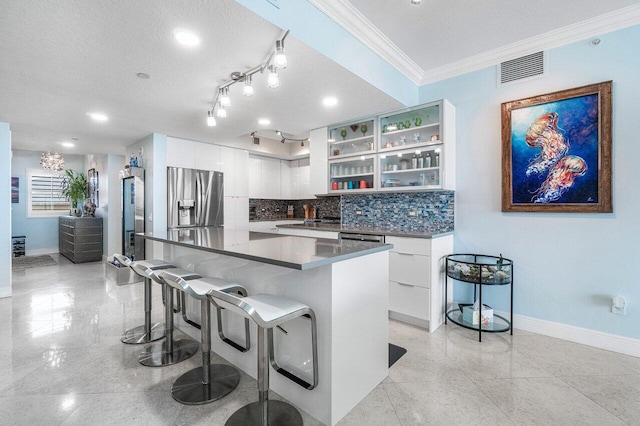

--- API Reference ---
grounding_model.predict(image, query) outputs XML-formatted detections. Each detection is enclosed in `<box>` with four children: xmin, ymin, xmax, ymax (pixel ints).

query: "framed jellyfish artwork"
<box><xmin>501</xmin><ymin>81</ymin><xmax>612</xmax><ymax>213</ymax></box>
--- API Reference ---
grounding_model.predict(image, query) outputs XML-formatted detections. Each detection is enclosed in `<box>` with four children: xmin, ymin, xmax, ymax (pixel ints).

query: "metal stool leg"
<box><xmin>171</xmin><ymin>299</ymin><xmax>240</xmax><ymax>404</ymax></box>
<box><xmin>138</xmin><ymin>283</ymin><xmax>199</xmax><ymax>367</ymax></box>
<box><xmin>121</xmin><ymin>277</ymin><xmax>166</xmax><ymax>344</ymax></box>
<box><xmin>225</xmin><ymin>326</ymin><xmax>302</xmax><ymax>426</ymax></box>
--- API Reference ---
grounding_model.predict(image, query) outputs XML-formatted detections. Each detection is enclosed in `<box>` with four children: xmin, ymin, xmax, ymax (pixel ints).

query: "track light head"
<box><xmin>207</xmin><ymin>110</ymin><xmax>216</xmax><ymax>127</ymax></box>
<box><xmin>219</xmin><ymin>87</ymin><xmax>231</xmax><ymax>107</ymax></box>
<box><xmin>243</xmin><ymin>74</ymin><xmax>254</xmax><ymax>96</ymax></box>
<box><xmin>267</xmin><ymin>65</ymin><xmax>279</xmax><ymax>88</ymax></box>
<box><xmin>300</xmin><ymin>140</ymin><xmax>304</xmax><ymax>147</ymax></box>
<box><xmin>274</xmin><ymin>39</ymin><xmax>287</xmax><ymax>68</ymax></box>
<box><xmin>281</xmin><ymin>138</ymin><xmax>285</xmax><ymax>144</ymax></box>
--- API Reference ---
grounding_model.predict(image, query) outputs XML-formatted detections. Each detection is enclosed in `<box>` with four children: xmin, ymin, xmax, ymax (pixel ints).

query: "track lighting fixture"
<box><xmin>219</xmin><ymin>87</ymin><xmax>231</xmax><ymax>107</ymax></box>
<box><xmin>207</xmin><ymin>110</ymin><xmax>216</xmax><ymax>127</ymax></box>
<box><xmin>205</xmin><ymin>30</ymin><xmax>289</xmax><ymax>126</ymax></box>
<box><xmin>301</xmin><ymin>140</ymin><xmax>304</xmax><ymax>147</ymax></box>
<box><xmin>267</xmin><ymin>66</ymin><xmax>279</xmax><ymax>89</ymax></box>
<box><xmin>274</xmin><ymin>40</ymin><xmax>287</xmax><ymax>68</ymax></box>
<box><xmin>275</xmin><ymin>130</ymin><xmax>282</xmax><ymax>136</ymax></box>
<box><xmin>411</xmin><ymin>0</ymin><xmax>421</xmax><ymax>4</ymax></box>
<box><xmin>281</xmin><ymin>138</ymin><xmax>286</xmax><ymax>144</ymax></box>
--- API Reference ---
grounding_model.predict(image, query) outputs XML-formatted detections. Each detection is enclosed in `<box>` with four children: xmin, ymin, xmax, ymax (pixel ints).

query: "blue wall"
<box><xmin>11</xmin><ymin>150</ymin><xmax>85</xmax><ymax>254</ymax></box>
<box><xmin>420</xmin><ymin>25</ymin><xmax>640</xmax><ymax>338</ymax></box>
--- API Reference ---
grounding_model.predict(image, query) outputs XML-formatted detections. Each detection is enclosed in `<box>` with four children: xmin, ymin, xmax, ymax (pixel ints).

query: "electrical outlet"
<box><xmin>612</xmin><ymin>296</ymin><xmax>626</xmax><ymax>315</ymax></box>
<box><xmin>355</xmin><ymin>210</ymin><xmax>362</xmax><ymax>216</ymax></box>
<box><xmin>408</xmin><ymin>210</ymin><xmax>417</xmax><ymax>217</ymax></box>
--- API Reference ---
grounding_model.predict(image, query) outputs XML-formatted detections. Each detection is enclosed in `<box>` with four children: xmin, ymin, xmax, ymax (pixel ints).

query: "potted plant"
<box><xmin>60</xmin><ymin>170</ymin><xmax>87</xmax><ymax>216</ymax></box>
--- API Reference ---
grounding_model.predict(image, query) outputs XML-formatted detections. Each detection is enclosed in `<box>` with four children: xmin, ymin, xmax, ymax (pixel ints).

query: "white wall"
<box><xmin>0</xmin><ymin>123</ymin><xmax>12</xmax><ymax>298</ymax></box>
<box><xmin>85</xmin><ymin>153</ymin><xmax>125</xmax><ymax>258</ymax></box>
<box><xmin>126</xmin><ymin>133</ymin><xmax>167</xmax><ymax>259</ymax></box>
<box><xmin>419</xmin><ymin>25</ymin><xmax>640</xmax><ymax>340</ymax></box>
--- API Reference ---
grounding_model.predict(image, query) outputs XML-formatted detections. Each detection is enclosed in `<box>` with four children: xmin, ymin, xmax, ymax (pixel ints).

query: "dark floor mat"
<box><xmin>389</xmin><ymin>343</ymin><xmax>407</xmax><ymax>367</ymax></box>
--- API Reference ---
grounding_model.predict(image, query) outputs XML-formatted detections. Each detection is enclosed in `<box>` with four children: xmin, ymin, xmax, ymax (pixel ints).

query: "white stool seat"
<box><xmin>135</xmin><ymin>259</ymin><xmax>175</xmax><ymax>270</ymax></box>
<box><xmin>161</xmin><ymin>275</ymin><xmax>244</xmax><ymax>300</ymax></box>
<box><xmin>239</xmin><ymin>294</ymin><xmax>309</xmax><ymax>327</ymax></box>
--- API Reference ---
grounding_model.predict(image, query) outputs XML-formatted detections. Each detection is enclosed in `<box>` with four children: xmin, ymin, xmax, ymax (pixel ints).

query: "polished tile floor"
<box><xmin>3</xmin><ymin>254</ymin><xmax>639</xmax><ymax>425</ymax></box>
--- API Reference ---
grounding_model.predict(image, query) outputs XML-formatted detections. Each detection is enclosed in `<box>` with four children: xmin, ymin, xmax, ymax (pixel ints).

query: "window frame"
<box><xmin>26</xmin><ymin>168</ymin><xmax>70</xmax><ymax>218</ymax></box>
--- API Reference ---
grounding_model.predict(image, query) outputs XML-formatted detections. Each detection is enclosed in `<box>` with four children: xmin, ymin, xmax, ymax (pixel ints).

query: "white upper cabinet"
<box><xmin>260</xmin><ymin>157</ymin><xmax>281</xmax><ymax>199</ymax></box>
<box><xmin>309</xmin><ymin>127</ymin><xmax>328</xmax><ymax>195</ymax></box>
<box><xmin>195</xmin><ymin>143</ymin><xmax>222</xmax><ymax>172</ymax></box>
<box><xmin>249</xmin><ymin>156</ymin><xmax>262</xmax><ymax>199</ymax></box>
<box><xmin>166</xmin><ymin>137</ymin><xmax>197</xmax><ymax>169</ymax></box>
<box><xmin>280</xmin><ymin>160</ymin><xmax>291</xmax><ymax>199</ymax></box>
<box><xmin>220</xmin><ymin>146</ymin><xmax>249</xmax><ymax>197</ymax></box>
<box><xmin>298</xmin><ymin>157</ymin><xmax>311</xmax><ymax>199</ymax></box>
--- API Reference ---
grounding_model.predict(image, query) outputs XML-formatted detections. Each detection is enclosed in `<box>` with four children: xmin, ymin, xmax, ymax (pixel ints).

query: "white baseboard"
<box><xmin>507</xmin><ymin>312</ymin><xmax>640</xmax><ymax>358</ymax></box>
<box><xmin>0</xmin><ymin>286</ymin><xmax>12</xmax><ymax>298</ymax></box>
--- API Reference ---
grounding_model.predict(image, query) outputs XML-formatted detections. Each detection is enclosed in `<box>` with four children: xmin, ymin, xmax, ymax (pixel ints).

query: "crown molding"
<box><xmin>420</xmin><ymin>4</ymin><xmax>640</xmax><ymax>85</ymax></box>
<box><xmin>308</xmin><ymin>0</ymin><xmax>424</xmax><ymax>85</ymax></box>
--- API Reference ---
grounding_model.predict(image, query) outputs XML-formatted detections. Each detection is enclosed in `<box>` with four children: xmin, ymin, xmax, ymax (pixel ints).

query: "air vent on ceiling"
<box><xmin>498</xmin><ymin>51</ymin><xmax>546</xmax><ymax>87</ymax></box>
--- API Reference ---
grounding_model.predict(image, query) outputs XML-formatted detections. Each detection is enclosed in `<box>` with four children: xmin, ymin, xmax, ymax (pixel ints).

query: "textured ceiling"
<box><xmin>0</xmin><ymin>0</ymin><xmax>402</xmax><ymax>155</ymax></box>
<box><xmin>348</xmin><ymin>0</ymin><xmax>640</xmax><ymax>71</ymax></box>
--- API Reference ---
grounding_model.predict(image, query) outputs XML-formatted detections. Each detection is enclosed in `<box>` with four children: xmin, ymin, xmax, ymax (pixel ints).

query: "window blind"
<box><xmin>30</xmin><ymin>174</ymin><xmax>68</xmax><ymax>211</ymax></box>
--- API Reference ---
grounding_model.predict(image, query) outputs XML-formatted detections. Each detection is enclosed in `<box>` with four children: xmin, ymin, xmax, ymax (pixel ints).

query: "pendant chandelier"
<box><xmin>40</xmin><ymin>152</ymin><xmax>65</xmax><ymax>171</ymax></box>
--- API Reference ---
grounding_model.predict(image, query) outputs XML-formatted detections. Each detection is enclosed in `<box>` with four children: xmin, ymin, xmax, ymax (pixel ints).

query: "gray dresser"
<box><xmin>58</xmin><ymin>216</ymin><xmax>103</xmax><ymax>263</ymax></box>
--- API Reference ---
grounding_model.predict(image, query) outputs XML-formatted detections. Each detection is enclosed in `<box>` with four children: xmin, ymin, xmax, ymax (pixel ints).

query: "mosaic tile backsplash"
<box><xmin>250</xmin><ymin>197</ymin><xmax>341</xmax><ymax>220</ymax></box>
<box><xmin>341</xmin><ymin>191</ymin><xmax>454</xmax><ymax>233</ymax></box>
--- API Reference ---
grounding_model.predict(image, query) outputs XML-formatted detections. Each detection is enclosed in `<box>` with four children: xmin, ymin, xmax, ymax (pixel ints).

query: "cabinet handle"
<box><xmin>396</xmin><ymin>252</ymin><xmax>414</xmax><ymax>256</ymax></box>
<box><xmin>397</xmin><ymin>282</ymin><xmax>416</xmax><ymax>288</ymax></box>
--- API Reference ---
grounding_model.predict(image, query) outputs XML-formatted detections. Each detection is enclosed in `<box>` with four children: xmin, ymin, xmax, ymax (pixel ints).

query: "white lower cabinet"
<box><xmin>386</xmin><ymin>235</ymin><xmax>453</xmax><ymax>333</ymax></box>
<box><xmin>277</xmin><ymin>227</ymin><xmax>339</xmax><ymax>240</ymax></box>
<box><xmin>389</xmin><ymin>282</ymin><xmax>430</xmax><ymax>320</ymax></box>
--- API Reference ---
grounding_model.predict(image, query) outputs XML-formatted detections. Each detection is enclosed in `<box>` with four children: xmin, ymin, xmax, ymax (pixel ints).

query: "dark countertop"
<box><xmin>276</xmin><ymin>223</ymin><xmax>453</xmax><ymax>239</ymax></box>
<box><xmin>139</xmin><ymin>228</ymin><xmax>392</xmax><ymax>270</ymax></box>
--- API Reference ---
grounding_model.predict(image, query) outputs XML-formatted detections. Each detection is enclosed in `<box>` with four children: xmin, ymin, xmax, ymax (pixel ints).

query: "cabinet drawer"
<box><xmin>389</xmin><ymin>281</ymin><xmax>430</xmax><ymax>320</ymax></box>
<box><xmin>386</xmin><ymin>236</ymin><xmax>431</xmax><ymax>256</ymax></box>
<box><xmin>389</xmin><ymin>252</ymin><xmax>430</xmax><ymax>288</ymax></box>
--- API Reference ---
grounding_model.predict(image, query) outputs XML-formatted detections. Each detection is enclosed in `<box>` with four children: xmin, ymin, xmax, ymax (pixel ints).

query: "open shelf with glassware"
<box><xmin>328</xmin><ymin>154</ymin><xmax>376</xmax><ymax>193</ymax></box>
<box><xmin>327</xmin><ymin>118</ymin><xmax>376</xmax><ymax>159</ymax></box>
<box><xmin>379</xmin><ymin>146</ymin><xmax>443</xmax><ymax>190</ymax></box>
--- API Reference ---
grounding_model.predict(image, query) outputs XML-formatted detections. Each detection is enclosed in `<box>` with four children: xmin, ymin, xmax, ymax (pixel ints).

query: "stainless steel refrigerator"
<box><xmin>167</xmin><ymin>167</ymin><xmax>223</xmax><ymax>228</ymax></box>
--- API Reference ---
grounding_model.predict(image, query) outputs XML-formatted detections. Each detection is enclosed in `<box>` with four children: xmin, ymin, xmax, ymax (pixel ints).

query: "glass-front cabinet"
<box><xmin>379</xmin><ymin>102</ymin><xmax>441</xmax><ymax>153</ymax></box>
<box><xmin>379</xmin><ymin>147</ymin><xmax>442</xmax><ymax>190</ymax></box>
<box><xmin>327</xmin><ymin>118</ymin><xmax>375</xmax><ymax>159</ymax></box>
<box><xmin>328</xmin><ymin>154</ymin><xmax>376</xmax><ymax>194</ymax></box>
<box><xmin>324</xmin><ymin>99</ymin><xmax>455</xmax><ymax>192</ymax></box>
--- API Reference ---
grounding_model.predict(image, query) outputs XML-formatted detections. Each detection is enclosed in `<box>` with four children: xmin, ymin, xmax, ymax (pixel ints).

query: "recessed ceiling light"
<box><xmin>59</xmin><ymin>142</ymin><xmax>74</xmax><ymax>148</ymax></box>
<box><xmin>136</xmin><ymin>72</ymin><xmax>150</xmax><ymax>79</ymax></box>
<box><xmin>172</xmin><ymin>29</ymin><xmax>200</xmax><ymax>47</ymax></box>
<box><xmin>87</xmin><ymin>112</ymin><xmax>108</xmax><ymax>122</ymax></box>
<box><xmin>323</xmin><ymin>96</ymin><xmax>338</xmax><ymax>107</ymax></box>
<box><xmin>258</xmin><ymin>118</ymin><xmax>271</xmax><ymax>126</ymax></box>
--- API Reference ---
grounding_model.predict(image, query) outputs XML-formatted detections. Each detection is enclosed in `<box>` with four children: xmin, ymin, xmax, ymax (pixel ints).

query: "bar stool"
<box><xmin>138</xmin><ymin>267</ymin><xmax>202</xmax><ymax>367</ymax></box>
<box><xmin>113</xmin><ymin>254</ymin><xmax>175</xmax><ymax>344</ymax></box>
<box><xmin>159</xmin><ymin>273</ymin><xmax>251</xmax><ymax>405</ymax></box>
<box><xmin>207</xmin><ymin>290</ymin><xmax>318</xmax><ymax>426</ymax></box>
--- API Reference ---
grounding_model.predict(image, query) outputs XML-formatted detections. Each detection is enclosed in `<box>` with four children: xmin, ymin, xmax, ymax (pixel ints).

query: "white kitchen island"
<box><xmin>140</xmin><ymin>228</ymin><xmax>392</xmax><ymax>426</ymax></box>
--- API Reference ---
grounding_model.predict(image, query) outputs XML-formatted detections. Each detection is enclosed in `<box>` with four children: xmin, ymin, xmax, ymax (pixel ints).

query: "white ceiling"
<box><xmin>0</xmin><ymin>0</ymin><xmax>402</xmax><ymax>155</ymax></box>
<box><xmin>2</xmin><ymin>0</ymin><xmax>639</xmax><ymax>156</ymax></box>
<box><xmin>347</xmin><ymin>0</ymin><xmax>640</xmax><ymax>73</ymax></box>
